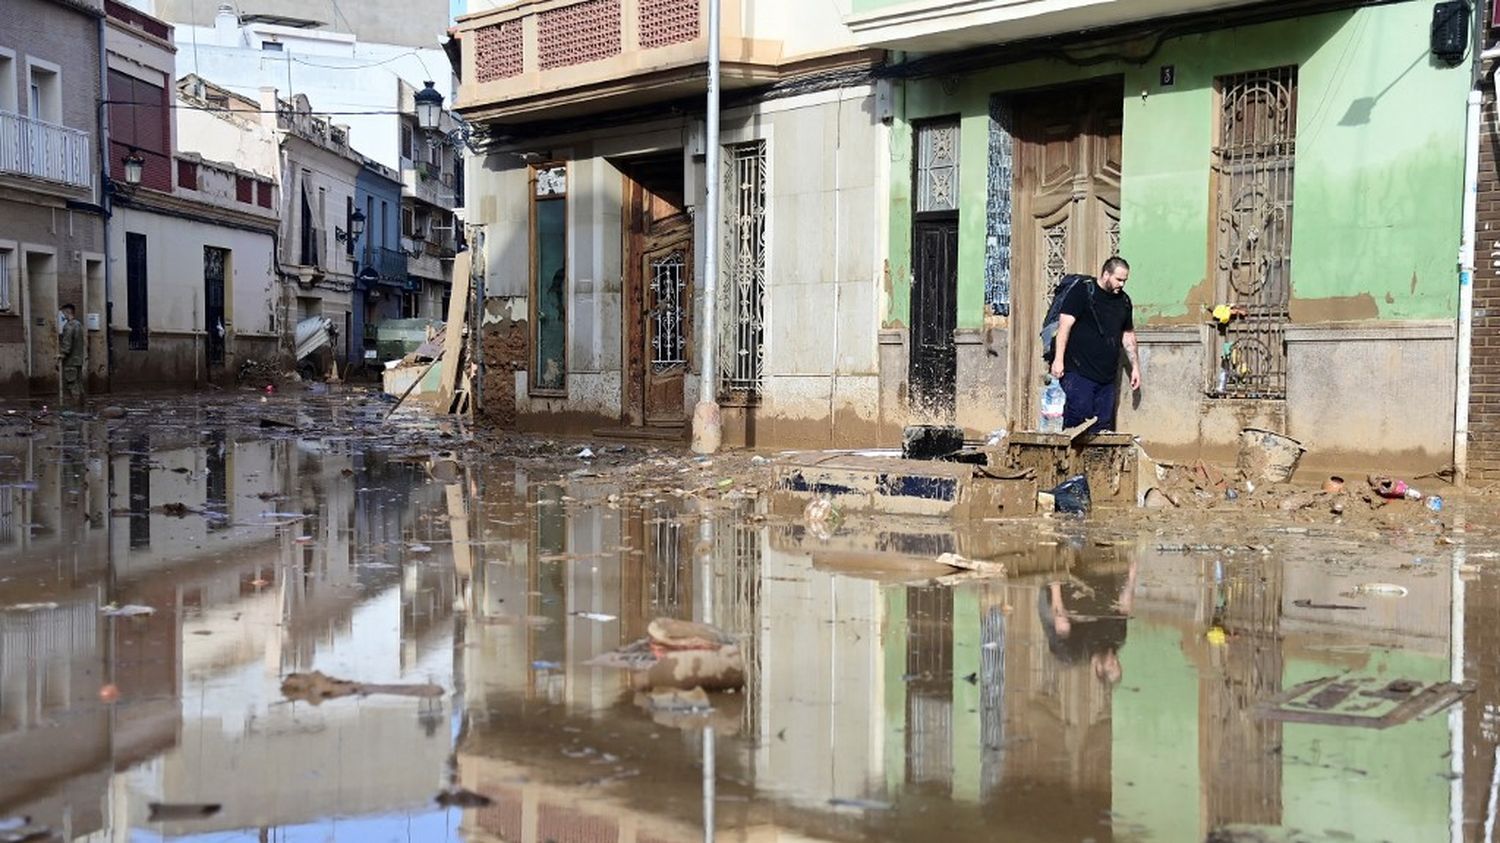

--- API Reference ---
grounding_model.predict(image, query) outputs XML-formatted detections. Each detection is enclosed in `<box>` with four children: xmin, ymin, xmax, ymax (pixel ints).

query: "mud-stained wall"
<box><xmin>480</xmin><ymin>298</ymin><xmax>528</xmax><ymax>428</ymax></box>
<box><xmin>886</xmin><ymin>2</ymin><xmax>1466</xmax><ymax>329</ymax></box>
<box><xmin>1117</xmin><ymin>324</ymin><xmax>1456</xmax><ymax>468</ymax></box>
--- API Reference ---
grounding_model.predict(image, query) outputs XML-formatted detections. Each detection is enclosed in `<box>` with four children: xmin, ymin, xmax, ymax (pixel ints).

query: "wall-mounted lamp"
<box><xmin>413</xmin><ymin>80</ymin><xmax>476</xmax><ymax>152</ymax></box>
<box><xmin>122</xmin><ymin>148</ymin><xmax>144</xmax><ymax>186</ymax></box>
<box><xmin>335</xmin><ymin>208</ymin><xmax>366</xmax><ymax>245</ymax></box>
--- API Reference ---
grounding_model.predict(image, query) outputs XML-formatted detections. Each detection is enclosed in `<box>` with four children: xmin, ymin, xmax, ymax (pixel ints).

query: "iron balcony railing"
<box><xmin>371</xmin><ymin>246</ymin><xmax>409</xmax><ymax>281</ymax></box>
<box><xmin>0</xmin><ymin>110</ymin><xmax>94</xmax><ymax>190</ymax></box>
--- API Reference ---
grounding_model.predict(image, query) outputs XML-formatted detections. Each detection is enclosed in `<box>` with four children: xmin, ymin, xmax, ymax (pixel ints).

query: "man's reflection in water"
<box><xmin>1039</xmin><ymin>558</ymin><xmax>1138</xmax><ymax>685</ymax></box>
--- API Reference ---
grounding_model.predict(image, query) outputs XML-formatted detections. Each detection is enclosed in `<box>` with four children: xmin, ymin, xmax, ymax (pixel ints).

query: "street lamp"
<box><xmin>414</xmin><ymin>81</ymin><xmax>444</xmax><ymax>132</ymax></box>
<box><xmin>336</xmin><ymin>207</ymin><xmax>366</xmax><ymax>244</ymax></box>
<box><xmin>121</xmin><ymin>148</ymin><xmax>144</xmax><ymax>186</ymax></box>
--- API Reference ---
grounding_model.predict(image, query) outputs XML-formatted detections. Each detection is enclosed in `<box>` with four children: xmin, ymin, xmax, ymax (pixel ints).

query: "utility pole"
<box><xmin>691</xmin><ymin>0</ymin><xmax>723</xmax><ymax>454</ymax></box>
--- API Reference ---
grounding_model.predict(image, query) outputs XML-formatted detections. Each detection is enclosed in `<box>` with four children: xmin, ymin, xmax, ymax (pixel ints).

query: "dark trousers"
<box><xmin>1061</xmin><ymin>372</ymin><xmax>1118</xmax><ymax>432</ymax></box>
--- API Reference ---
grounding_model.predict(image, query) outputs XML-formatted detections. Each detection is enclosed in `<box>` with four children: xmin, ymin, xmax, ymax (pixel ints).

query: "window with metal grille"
<box><xmin>720</xmin><ymin>140</ymin><xmax>766</xmax><ymax>398</ymax></box>
<box><xmin>1209</xmin><ymin>66</ymin><xmax>1297</xmax><ymax>399</ymax></box>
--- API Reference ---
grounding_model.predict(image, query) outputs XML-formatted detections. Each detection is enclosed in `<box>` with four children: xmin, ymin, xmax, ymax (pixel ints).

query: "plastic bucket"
<box><xmin>1237</xmin><ymin>427</ymin><xmax>1306</xmax><ymax>484</ymax></box>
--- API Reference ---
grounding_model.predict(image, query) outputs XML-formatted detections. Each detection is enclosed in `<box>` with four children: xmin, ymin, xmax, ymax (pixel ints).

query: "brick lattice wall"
<box><xmin>1474</xmin><ymin>55</ymin><xmax>1500</xmax><ymax>481</ymax></box>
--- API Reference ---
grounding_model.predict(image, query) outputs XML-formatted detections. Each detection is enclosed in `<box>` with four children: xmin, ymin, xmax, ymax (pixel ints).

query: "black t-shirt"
<box><xmin>1037</xmin><ymin>570</ymin><xmax>1130</xmax><ymax>665</ymax></box>
<box><xmin>1060</xmin><ymin>280</ymin><xmax>1133</xmax><ymax>385</ymax></box>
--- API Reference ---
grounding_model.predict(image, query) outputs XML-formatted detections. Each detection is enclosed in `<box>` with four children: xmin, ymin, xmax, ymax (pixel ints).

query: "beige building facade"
<box><xmin>0</xmin><ymin>0</ymin><xmax>107</xmax><ymax>397</ymax></box>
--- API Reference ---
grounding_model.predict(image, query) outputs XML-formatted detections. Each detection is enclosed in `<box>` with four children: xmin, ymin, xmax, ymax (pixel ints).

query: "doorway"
<box><xmin>1009</xmin><ymin>78</ymin><xmax>1123</xmax><ymax>427</ymax></box>
<box><xmin>204</xmin><ymin>246</ymin><xmax>228</xmax><ymax>367</ymax></box>
<box><xmin>23</xmin><ymin>250</ymin><xmax>57</xmax><ymax>392</ymax></box>
<box><xmin>84</xmin><ymin>257</ymin><xmax>104</xmax><ymax>387</ymax></box>
<box><xmin>909</xmin><ymin>120</ymin><xmax>962</xmax><ymax>418</ymax></box>
<box><xmin>620</xmin><ymin>153</ymin><xmax>691</xmax><ymax>428</ymax></box>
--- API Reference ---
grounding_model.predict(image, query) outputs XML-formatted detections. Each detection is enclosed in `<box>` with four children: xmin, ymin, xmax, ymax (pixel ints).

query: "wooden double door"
<box><xmin>1009</xmin><ymin>79</ymin><xmax>1124</xmax><ymax>426</ymax></box>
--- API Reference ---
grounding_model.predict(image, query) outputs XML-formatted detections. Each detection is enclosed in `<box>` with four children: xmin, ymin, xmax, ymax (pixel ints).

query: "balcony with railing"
<box><xmin>367</xmin><ymin>246</ymin><xmax>411</xmax><ymax>284</ymax></box>
<box><xmin>406</xmin><ymin>236</ymin><xmax>451</xmax><ymax>282</ymax></box>
<box><xmin>455</xmin><ymin>0</ymin><xmax>785</xmax><ymax>123</ymax></box>
<box><xmin>0</xmin><ymin>111</ymin><xmax>94</xmax><ymax>191</ymax></box>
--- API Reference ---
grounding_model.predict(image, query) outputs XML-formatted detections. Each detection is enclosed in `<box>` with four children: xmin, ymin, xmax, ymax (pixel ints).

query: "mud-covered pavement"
<box><xmin>4</xmin><ymin>389</ymin><xmax>1500</xmax><ymax>843</ymax></box>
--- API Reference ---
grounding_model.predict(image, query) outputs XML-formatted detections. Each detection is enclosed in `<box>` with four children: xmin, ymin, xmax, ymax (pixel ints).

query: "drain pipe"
<box><xmin>1458</xmin><ymin>36</ymin><xmax>1500</xmax><ymax>483</ymax></box>
<box><xmin>98</xmin><ymin>14</ymin><xmax>114</xmax><ymax>391</ymax></box>
<box><xmin>691</xmin><ymin>0</ymin><xmax>723</xmax><ymax>454</ymax></box>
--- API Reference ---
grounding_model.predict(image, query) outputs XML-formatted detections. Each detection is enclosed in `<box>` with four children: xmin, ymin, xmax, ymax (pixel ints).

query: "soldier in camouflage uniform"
<box><xmin>57</xmin><ymin>304</ymin><xmax>85</xmax><ymax>407</ymax></box>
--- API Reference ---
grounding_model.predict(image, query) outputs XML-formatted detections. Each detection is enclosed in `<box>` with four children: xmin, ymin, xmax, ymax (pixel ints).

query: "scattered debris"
<box><xmin>648</xmin><ymin>617</ymin><xmax>735</xmax><ymax>651</ymax></box>
<box><xmin>640</xmin><ymin>686</ymin><xmax>711</xmax><ymax>713</ymax></box>
<box><xmin>1237</xmin><ymin>427</ymin><xmax>1306</xmax><ymax>484</ymax></box>
<box><xmin>1049</xmin><ymin>474</ymin><xmax>1091</xmax><ymax>515</ymax></box>
<box><xmin>1292</xmin><ymin>599</ymin><xmax>1364</xmax><ymax>611</ymax></box>
<box><xmin>1259</xmin><ymin>675</ymin><xmax>1474</xmax><ymax>728</ymax></box>
<box><xmin>902</xmin><ymin>425</ymin><xmax>964</xmax><ymax>461</ymax></box>
<box><xmin>1351</xmin><ymin>582</ymin><xmax>1409</xmax><ymax>598</ymax></box>
<box><xmin>279</xmin><ymin>671</ymin><xmax>443</xmax><ymax>705</ymax></box>
<box><xmin>1369</xmin><ymin>475</ymin><xmax>1422</xmax><ymax>501</ymax></box>
<box><xmin>0</xmin><ymin>816</ymin><xmax>53</xmax><ymax>843</ymax></box>
<box><xmin>160</xmin><ymin>502</ymin><xmax>194</xmax><ymax>517</ymax></box>
<box><xmin>100</xmin><ymin>406</ymin><xmax>127</xmax><ymax>419</ymax></box>
<box><xmin>102</xmin><ymin>604</ymin><xmax>155</xmax><ymax>617</ymax></box>
<box><xmin>570</xmin><ymin>611</ymin><xmax>617</xmax><ymax>622</ymax></box>
<box><xmin>147</xmin><ymin>803</ymin><xmax>222</xmax><ymax>822</ymax></box>
<box><xmin>1</xmin><ymin>602</ymin><xmax>59</xmax><ymax>612</ymax></box>
<box><xmin>802</xmin><ymin>495</ymin><xmax>841</xmax><ymax>539</ymax></box>
<box><xmin>934</xmin><ymin>552</ymin><xmax>1006</xmax><ymax>577</ymax></box>
<box><xmin>828</xmin><ymin>798</ymin><xmax>893</xmax><ymax>811</ymax></box>
<box><xmin>434</xmin><ymin>789</ymin><xmax>493</xmax><ymax>809</ymax></box>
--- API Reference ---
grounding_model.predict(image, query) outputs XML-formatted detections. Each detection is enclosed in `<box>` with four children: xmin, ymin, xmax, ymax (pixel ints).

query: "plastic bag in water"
<box><xmin>1050</xmin><ymin>475</ymin><xmax>1091</xmax><ymax>515</ymax></box>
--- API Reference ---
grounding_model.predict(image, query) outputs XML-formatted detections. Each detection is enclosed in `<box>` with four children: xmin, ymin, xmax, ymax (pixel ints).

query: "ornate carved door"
<box><xmin>1010</xmin><ymin>79</ymin><xmax>1123</xmax><ymax>427</ymax></box>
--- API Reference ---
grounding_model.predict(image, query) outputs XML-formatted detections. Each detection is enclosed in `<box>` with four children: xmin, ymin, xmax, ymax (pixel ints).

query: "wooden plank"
<box><xmin>437</xmin><ymin>249</ymin><xmax>473</xmax><ymax>412</ymax></box>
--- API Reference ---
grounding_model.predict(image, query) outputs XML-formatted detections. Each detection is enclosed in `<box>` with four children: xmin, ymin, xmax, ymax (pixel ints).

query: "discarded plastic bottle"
<box><xmin>1426</xmin><ymin>496</ymin><xmax>1444</xmax><ymax>512</ymax></box>
<box><xmin>1040</xmin><ymin>377</ymin><xmax>1066</xmax><ymax>433</ymax></box>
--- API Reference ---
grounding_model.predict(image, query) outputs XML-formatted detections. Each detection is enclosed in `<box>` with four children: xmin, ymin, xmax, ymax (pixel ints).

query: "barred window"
<box><xmin>1209</xmin><ymin>66</ymin><xmax>1297</xmax><ymax>399</ymax></box>
<box><xmin>720</xmin><ymin>141</ymin><xmax>766</xmax><ymax>398</ymax></box>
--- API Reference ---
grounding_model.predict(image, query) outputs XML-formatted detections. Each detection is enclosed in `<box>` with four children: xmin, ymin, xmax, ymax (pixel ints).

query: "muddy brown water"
<box><xmin>3</xmin><ymin>394</ymin><xmax>1500</xmax><ymax>842</ymax></box>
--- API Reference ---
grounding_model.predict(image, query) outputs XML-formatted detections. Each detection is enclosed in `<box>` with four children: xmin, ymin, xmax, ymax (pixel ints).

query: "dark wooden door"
<box><xmin>126</xmin><ymin>232</ymin><xmax>148</xmax><ymax>350</ymax></box>
<box><xmin>622</xmin><ymin>158</ymin><xmax>691</xmax><ymax>428</ymax></box>
<box><xmin>910</xmin><ymin>217</ymin><xmax>959</xmax><ymax>416</ymax></box>
<box><xmin>1010</xmin><ymin>78</ymin><xmax>1123</xmax><ymax>426</ymax></box>
<box><xmin>203</xmin><ymin>247</ymin><xmax>226</xmax><ymax>366</ymax></box>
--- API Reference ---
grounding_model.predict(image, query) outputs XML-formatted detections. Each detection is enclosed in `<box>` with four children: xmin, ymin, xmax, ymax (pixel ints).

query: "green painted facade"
<box><xmin>877</xmin><ymin>589</ymin><xmax>1453</xmax><ymax>836</ymax></box>
<box><xmin>886</xmin><ymin>1</ymin><xmax>1467</xmax><ymax>329</ymax></box>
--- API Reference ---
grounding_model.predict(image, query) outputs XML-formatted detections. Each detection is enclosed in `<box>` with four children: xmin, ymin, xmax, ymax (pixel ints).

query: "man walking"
<box><xmin>1048</xmin><ymin>257</ymin><xmax>1140</xmax><ymax>432</ymax></box>
<box><xmin>57</xmin><ymin>303</ymin><xmax>85</xmax><ymax>407</ymax></box>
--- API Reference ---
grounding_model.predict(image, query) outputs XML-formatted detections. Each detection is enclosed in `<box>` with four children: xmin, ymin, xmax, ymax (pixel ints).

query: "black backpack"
<box><xmin>1040</xmin><ymin>274</ymin><xmax>1100</xmax><ymax>363</ymax></box>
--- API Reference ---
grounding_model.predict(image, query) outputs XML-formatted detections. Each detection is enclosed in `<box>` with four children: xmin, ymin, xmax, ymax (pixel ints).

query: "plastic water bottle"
<box><xmin>1040</xmin><ymin>377</ymin><xmax>1066</xmax><ymax>433</ymax></box>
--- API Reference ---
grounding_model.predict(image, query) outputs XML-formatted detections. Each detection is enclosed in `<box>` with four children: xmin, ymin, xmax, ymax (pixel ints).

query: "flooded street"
<box><xmin>4</xmin><ymin>394</ymin><xmax>1500</xmax><ymax>842</ymax></box>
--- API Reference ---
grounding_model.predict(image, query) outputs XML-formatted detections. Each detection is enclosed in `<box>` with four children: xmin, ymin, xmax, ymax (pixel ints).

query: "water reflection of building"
<box><xmin>103</xmin><ymin>438</ymin><xmax>459</xmax><ymax>836</ymax></box>
<box><xmin>454</xmin><ymin>487</ymin><xmax>1467</xmax><ymax>843</ymax></box>
<box><xmin>0</xmin><ymin>421</ymin><xmax>452</xmax><ymax>839</ymax></box>
<box><xmin>0</xmin><ymin>420</ymin><xmax>113</xmax><ymax>839</ymax></box>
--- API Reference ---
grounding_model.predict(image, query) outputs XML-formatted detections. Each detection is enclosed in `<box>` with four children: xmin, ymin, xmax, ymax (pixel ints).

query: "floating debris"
<box><xmin>280</xmin><ymin>671</ymin><xmax>443</xmax><ymax>705</ymax></box>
